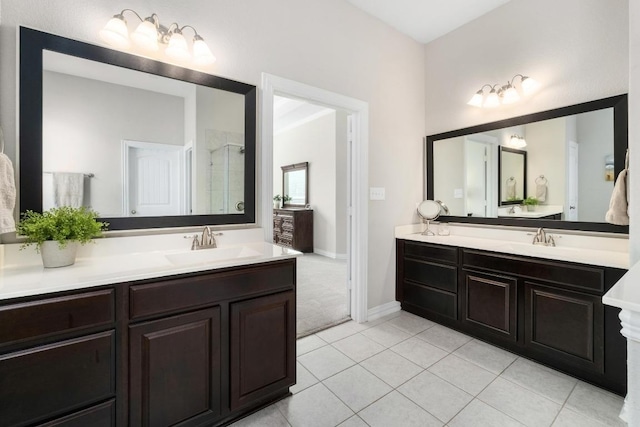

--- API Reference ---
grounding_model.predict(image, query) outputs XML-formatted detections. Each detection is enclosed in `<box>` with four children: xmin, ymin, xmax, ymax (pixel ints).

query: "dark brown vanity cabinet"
<box><xmin>0</xmin><ymin>290</ymin><xmax>117</xmax><ymax>427</ymax></box>
<box><xmin>0</xmin><ymin>258</ymin><xmax>297</xmax><ymax>427</ymax></box>
<box><xmin>396</xmin><ymin>239</ymin><xmax>627</xmax><ymax>395</ymax></box>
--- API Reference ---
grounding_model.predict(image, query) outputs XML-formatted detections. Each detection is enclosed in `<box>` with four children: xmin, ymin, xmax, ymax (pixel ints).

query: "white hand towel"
<box><xmin>53</xmin><ymin>172</ymin><xmax>84</xmax><ymax>208</ymax></box>
<box><xmin>0</xmin><ymin>153</ymin><xmax>16</xmax><ymax>234</ymax></box>
<box><xmin>506</xmin><ymin>179</ymin><xmax>516</xmax><ymax>199</ymax></box>
<box><xmin>536</xmin><ymin>183</ymin><xmax>547</xmax><ymax>203</ymax></box>
<box><xmin>605</xmin><ymin>169</ymin><xmax>629</xmax><ymax>225</ymax></box>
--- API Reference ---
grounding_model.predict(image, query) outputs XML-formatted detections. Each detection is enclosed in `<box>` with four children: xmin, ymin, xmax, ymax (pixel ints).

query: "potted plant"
<box><xmin>273</xmin><ymin>195</ymin><xmax>282</xmax><ymax>209</ymax></box>
<box><xmin>283</xmin><ymin>195</ymin><xmax>292</xmax><ymax>206</ymax></box>
<box><xmin>17</xmin><ymin>206</ymin><xmax>109</xmax><ymax>268</ymax></box>
<box><xmin>523</xmin><ymin>196</ymin><xmax>539</xmax><ymax>212</ymax></box>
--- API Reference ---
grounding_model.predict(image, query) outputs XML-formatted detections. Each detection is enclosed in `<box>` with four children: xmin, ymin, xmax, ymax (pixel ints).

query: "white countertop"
<box><xmin>0</xmin><ymin>228</ymin><xmax>301</xmax><ymax>301</ymax></box>
<box><xmin>603</xmin><ymin>261</ymin><xmax>640</xmax><ymax>311</ymax></box>
<box><xmin>395</xmin><ymin>223</ymin><xmax>629</xmax><ymax>269</ymax></box>
<box><xmin>497</xmin><ymin>204</ymin><xmax>563</xmax><ymax>219</ymax></box>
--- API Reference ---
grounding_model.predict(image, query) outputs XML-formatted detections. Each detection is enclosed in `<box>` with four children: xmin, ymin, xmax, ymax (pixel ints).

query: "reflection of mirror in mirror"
<box><xmin>431</xmin><ymin>107</ymin><xmax>614</xmax><ymax>223</ymax></box>
<box><xmin>499</xmin><ymin>147</ymin><xmax>526</xmax><ymax>204</ymax></box>
<box><xmin>281</xmin><ymin>162</ymin><xmax>308</xmax><ymax>206</ymax></box>
<box><xmin>41</xmin><ymin>50</ymin><xmax>245</xmax><ymax>218</ymax></box>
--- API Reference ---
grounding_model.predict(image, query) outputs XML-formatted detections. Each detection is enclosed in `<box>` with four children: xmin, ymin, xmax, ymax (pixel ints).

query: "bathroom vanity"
<box><xmin>0</xmin><ymin>238</ymin><xmax>297</xmax><ymax>427</ymax></box>
<box><xmin>396</xmin><ymin>227</ymin><xmax>628</xmax><ymax>395</ymax></box>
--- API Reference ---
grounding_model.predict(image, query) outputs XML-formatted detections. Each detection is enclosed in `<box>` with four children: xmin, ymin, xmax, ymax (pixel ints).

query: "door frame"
<box><xmin>463</xmin><ymin>134</ymin><xmax>498</xmax><ymax>217</ymax></box>
<box><xmin>122</xmin><ymin>139</ymin><xmax>185</xmax><ymax>217</ymax></box>
<box><xmin>261</xmin><ymin>73</ymin><xmax>369</xmax><ymax>323</ymax></box>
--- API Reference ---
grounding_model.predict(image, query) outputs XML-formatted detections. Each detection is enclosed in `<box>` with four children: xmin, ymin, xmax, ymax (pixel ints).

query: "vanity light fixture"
<box><xmin>100</xmin><ymin>9</ymin><xmax>216</xmax><ymax>65</ymax></box>
<box><xmin>509</xmin><ymin>135</ymin><xmax>527</xmax><ymax>149</ymax></box>
<box><xmin>467</xmin><ymin>74</ymin><xmax>539</xmax><ymax>108</ymax></box>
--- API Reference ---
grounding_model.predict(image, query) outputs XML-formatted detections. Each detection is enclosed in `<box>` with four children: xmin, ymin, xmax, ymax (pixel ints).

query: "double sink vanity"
<box><xmin>396</xmin><ymin>223</ymin><xmax>628</xmax><ymax>395</ymax></box>
<box><xmin>0</xmin><ymin>229</ymin><xmax>299</xmax><ymax>427</ymax></box>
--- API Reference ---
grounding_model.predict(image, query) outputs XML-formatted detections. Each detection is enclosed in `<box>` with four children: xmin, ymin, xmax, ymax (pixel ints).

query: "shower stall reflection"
<box><xmin>209</xmin><ymin>143</ymin><xmax>245</xmax><ymax>214</ymax></box>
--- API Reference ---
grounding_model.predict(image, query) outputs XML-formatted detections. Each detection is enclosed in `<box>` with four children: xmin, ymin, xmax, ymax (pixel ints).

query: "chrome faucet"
<box><xmin>532</xmin><ymin>228</ymin><xmax>556</xmax><ymax>247</ymax></box>
<box><xmin>190</xmin><ymin>226</ymin><xmax>223</xmax><ymax>250</ymax></box>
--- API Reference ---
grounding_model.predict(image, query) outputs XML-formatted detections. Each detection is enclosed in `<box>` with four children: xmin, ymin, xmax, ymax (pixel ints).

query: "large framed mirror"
<box><xmin>282</xmin><ymin>162</ymin><xmax>308</xmax><ymax>207</ymax></box>
<box><xmin>426</xmin><ymin>94</ymin><xmax>628</xmax><ymax>233</ymax></box>
<box><xmin>19</xmin><ymin>27</ymin><xmax>257</xmax><ymax>230</ymax></box>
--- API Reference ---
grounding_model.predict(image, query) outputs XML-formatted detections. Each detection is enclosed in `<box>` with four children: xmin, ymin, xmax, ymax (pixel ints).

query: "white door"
<box><xmin>124</xmin><ymin>141</ymin><xmax>183</xmax><ymax>217</ymax></box>
<box><xmin>567</xmin><ymin>140</ymin><xmax>579</xmax><ymax>221</ymax></box>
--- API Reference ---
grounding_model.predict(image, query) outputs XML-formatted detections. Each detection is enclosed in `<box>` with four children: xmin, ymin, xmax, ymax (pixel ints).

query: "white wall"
<box><xmin>433</xmin><ymin>136</ymin><xmax>464</xmax><ymax>216</ymax></box>
<box><xmin>335</xmin><ymin>111</ymin><xmax>348</xmax><ymax>256</ymax></box>
<box><xmin>0</xmin><ymin>0</ymin><xmax>426</xmax><ymax>311</ymax></box>
<box><xmin>577</xmin><ymin>109</ymin><xmax>614</xmax><ymax>223</ymax></box>
<box><xmin>274</xmin><ymin>112</ymin><xmax>340</xmax><ymax>256</ymax></box>
<box><xmin>43</xmin><ymin>70</ymin><xmax>184</xmax><ymax>217</ymax></box>
<box><xmin>524</xmin><ymin>118</ymin><xmax>566</xmax><ymax>207</ymax></box>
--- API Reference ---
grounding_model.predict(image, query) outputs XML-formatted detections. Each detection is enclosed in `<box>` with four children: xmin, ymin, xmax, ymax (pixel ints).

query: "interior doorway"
<box><xmin>261</xmin><ymin>73</ymin><xmax>369</xmax><ymax>331</ymax></box>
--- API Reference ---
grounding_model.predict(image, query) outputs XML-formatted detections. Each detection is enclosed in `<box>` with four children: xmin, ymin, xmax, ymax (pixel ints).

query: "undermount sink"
<box><xmin>491</xmin><ymin>242</ymin><xmax>583</xmax><ymax>258</ymax></box>
<box><xmin>165</xmin><ymin>246</ymin><xmax>263</xmax><ymax>266</ymax></box>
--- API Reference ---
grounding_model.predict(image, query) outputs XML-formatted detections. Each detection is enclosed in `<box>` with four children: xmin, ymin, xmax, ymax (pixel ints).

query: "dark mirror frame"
<box><xmin>281</xmin><ymin>162</ymin><xmax>309</xmax><ymax>207</ymax></box>
<box><xmin>426</xmin><ymin>94</ymin><xmax>628</xmax><ymax>233</ymax></box>
<box><xmin>19</xmin><ymin>27</ymin><xmax>257</xmax><ymax>231</ymax></box>
<box><xmin>498</xmin><ymin>146</ymin><xmax>527</xmax><ymax>206</ymax></box>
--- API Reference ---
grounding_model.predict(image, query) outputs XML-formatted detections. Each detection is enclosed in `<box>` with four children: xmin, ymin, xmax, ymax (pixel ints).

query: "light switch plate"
<box><xmin>370</xmin><ymin>187</ymin><xmax>385</xmax><ymax>200</ymax></box>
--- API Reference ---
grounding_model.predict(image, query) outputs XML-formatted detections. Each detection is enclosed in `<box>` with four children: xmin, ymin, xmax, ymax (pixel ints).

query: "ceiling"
<box><xmin>273</xmin><ymin>96</ymin><xmax>335</xmax><ymax>135</ymax></box>
<box><xmin>346</xmin><ymin>0</ymin><xmax>512</xmax><ymax>44</ymax></box>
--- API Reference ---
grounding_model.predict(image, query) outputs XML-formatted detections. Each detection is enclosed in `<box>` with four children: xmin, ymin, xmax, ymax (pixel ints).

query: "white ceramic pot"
<box><xmin>528</xmin><ymin>205</ymin><xmax>537</xmax><ymax>212</ymax></box>
<box><xmin>273</xmin><ymin>201</ymin><xmax>280</xmax><ymax>209</ymax></box>
<box><xmin>40</xmin><ymin>241</ymin><xmax>79</xmax><ymax>268</ymax></box>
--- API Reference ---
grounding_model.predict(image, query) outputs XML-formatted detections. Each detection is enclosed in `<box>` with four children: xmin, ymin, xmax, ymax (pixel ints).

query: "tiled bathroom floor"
<box><xmin>231</xmin><ymin>310</ymin><xmax>626</xmax><ymax>427</ymax></box>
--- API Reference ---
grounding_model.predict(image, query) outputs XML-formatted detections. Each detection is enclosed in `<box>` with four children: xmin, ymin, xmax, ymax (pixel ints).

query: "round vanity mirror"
<box><xmin>417</xmin><ymin>200</ymin><xmax>444</xmax><ymax>235</ymax></box>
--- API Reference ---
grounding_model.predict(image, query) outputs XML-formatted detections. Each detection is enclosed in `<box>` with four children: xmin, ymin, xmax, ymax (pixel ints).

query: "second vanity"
<box><xmin>396</xmin><ymin>224</ymin><xmax>628</xmax><ymax>395</ymax></box>
<box><xmin>0</xmin><ymin>229</ymin><xmax>298</xmax><ymax>427</ymax></box>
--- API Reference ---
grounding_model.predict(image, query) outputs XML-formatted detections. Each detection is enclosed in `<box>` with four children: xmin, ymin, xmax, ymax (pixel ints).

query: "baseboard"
<box><xmin>313</xmin><ymin>249</ymin><xmax>347</xmax><ymax>260</ymax></box>
<box><xmin>367</xmin><ymin>301</ymin><xmax>401</xmax><ymax>321</ymax></box>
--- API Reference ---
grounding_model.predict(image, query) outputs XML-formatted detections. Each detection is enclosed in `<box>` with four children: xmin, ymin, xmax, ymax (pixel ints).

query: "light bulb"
<box><xmin>502</xmin><ymin>84</ymin><xmax>520</xmax><ymax>104</ymax></box>
<box><xmin>510</xmin><ymin>135</ymin><xmax>527</xmax><ymax>148</ymax></box>
<box><xmin>521</xmin><ymin>76</ymin><xmax>540</xmax><ymax>95</ymax></box>
<box><xmin>193</xmin><ymin>35</ymin><xmax>216</xmax><ymax>65</ymax></box>
<box><xmin>131</xmin><ymin>19</ymin><xmax>159</xmax><ymax>51</ymax></box>
<box><xmin>467</xmin><ymin>90</ymin><xmax>484</xmax><ymax>107</ymax></box>
<box><xmin>483</xmin><ymin>89</ymin><xmax>500</xmax><ymax>108</ymax></box>
<box><xmin>165</xmin><ymin>31</ymin><xmax>191</xmax><ymax>61</ymax></box>
<box><xmin>99</xmin><ymin>15</ymin><xmax>131</xmax><ymax>49</ymax></box>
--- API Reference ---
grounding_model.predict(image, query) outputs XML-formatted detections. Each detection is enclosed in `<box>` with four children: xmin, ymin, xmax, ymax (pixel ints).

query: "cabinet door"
<box><xmin>462</xmin><ymin>270</ymin><xmax>517</xmax><ymax>341</ymax></box>
<box><xmin>230</xmin><ymin>291</ymin><xmax>296</xmax><ymax>410</ymax></box>
<box><xmin>0</xmin><ymin>331</ymin><xmax>115</xmax><ymax>427</ymax></box>
<box><xmin>129</xmin><ymin>308</ymin><xmax>221</xmax><ymax>427</ymax></box>
<box><xmin>525</xmin><ymin>282</ymin><xmax>604</xmax><ymax>373</ymax></box>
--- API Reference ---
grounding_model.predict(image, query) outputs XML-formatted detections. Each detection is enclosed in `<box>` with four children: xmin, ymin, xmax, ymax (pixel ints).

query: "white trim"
<box><xmin>275</xmin><ymin>108</ymin><xmax>335</xmax><ymax>136</ymax></box>
<box><xmin>313</xmin><ymin>248</ymin><xmax>348</xmax><ymax>260</ymax></box>
<box><xmin>367</xmin><ymin>301</ymin><xmax>401</xmax><ymax>321</ymax></box>
<box><xmin>261</xmin><ymin>73</ymin><xmax>369</xmax><ymax>323</ymax></box>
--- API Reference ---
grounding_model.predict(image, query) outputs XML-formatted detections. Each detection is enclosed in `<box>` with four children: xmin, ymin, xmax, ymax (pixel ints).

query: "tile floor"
<box><xmin>231</xmin><ymin>310</ymin><xmax>626</xmax><ymax>427</ymax></box>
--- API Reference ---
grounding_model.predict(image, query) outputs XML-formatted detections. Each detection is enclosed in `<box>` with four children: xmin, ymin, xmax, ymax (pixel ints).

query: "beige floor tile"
<box><xmin>361</xmin><ymin>322</ymin><xmax>412</xmax><ymax>347</ymax></box>
<box><xmin>360</xmin><ymin>349</ymin><xmax>424</xmax><ymax>388</ymax></box>
<box><xmin>448</xmin><ymin>399</ymin><xmax>524</xmax><ymax>427</ymax></box>
<box><xmin>564</xmin><ymin>381</ymin><xmax>625</xmax><ymax>426</ymax></box>
<box><xmin>277</xmin><ymin>383</ymin><xmax>353</xmax><ymax>427</ymax></box>
<box><xmin>501</xmin><ymin>358</ymin><xmax>577</xmax><ymax>404</ymax></box>
<box><xmin>415</xmin><ymin>324</ymin><xmax>472</xmax><ymax>352</ymax></box>
<box><xmin>358</xmin><ymin>391</ymin><xmax>442</xmax><ymax>427</ymax></box>
<box><xmin>298</xmin><ymin>345</ymin><xmax>355</xmax><ymax>380</ymax></box>
<box><xmin>323</xmin><ymin>365</ymin><xmax>392</xmax><ymax>412</ymax></box>
<box><xmin>297</xmin><ymin>334</ymin><xmax>327</xmax><ymax>356</ymax></box>
<box><xmin>230</xmin><ymin>404</ymin><xmax>291</xmax><ymax>427</ymax></box>
<box><xmin>454</xmin><ymin>339</ymin><xmax>517</xmax><ymax>374</ymax></box>
<box><xmin>290</xmin><ymin>362</ymin><xmax>318</xmax><ymax>394</ymax></box>
<box><xmin>391</xmin><ymin>337</ymin><xmax>448</xmax><ymax>368</ymax></box>
<box><xmin>428</xmin><ymin>354</ymin><xmax>496</xmax><ymax>395</ymax></box>
<box><xmin>316</xmin><ymin>321</ymin><xmax>369</xmax><ymax>343</ymax></box>
<box><xmin>332</xmin><ymin>333</ymin><xmax>386</xmax><ymax>362</ymax></box>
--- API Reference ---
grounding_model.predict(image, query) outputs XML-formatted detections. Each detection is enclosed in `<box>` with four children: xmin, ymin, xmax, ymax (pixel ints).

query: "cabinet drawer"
<box><xmin>463</xmin><ymin>250</ymin><xmax>604</xmax><ymax>293</ymax></box>
<box><xmin>0</xmin><ymin>289</ymin><xmax>114</xmax><ymax>347</ymax></box>
<box><xmin>0</xmin><ymin>331</ymin><xmax>115</xmax><ymax>427</ymax></box>
<box><xmin>404</xmin><ymin>281</ymin><xmax>457</xmax><ymax>319</ymax></box>
<box><xmin>405</xmin><ymin>242</ymin><xmax>458</xmax><ymax>264</ymax></box>
<box><xmin>37</xmin><ymin>399</ymin><xmax>115</xmax><ymax>427</ymax></box>
<box><xmin>404</xmin><ymin>259</ymin><xmax>457</xmax><ymax>292</ymax></box>
<box><xmin>130</xmin><ymin>260</ymin><xmax>295</xmax><ymax>320</ymax></box>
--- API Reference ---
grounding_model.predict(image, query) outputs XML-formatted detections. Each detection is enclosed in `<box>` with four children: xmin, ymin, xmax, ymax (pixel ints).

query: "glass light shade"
<box><xmin>510</xmin><ymin>135</ymin><xmax>527</xmax><ymax>148</ymax></box>
<box><xmin>99</xmin><ymin>16</ymin><xmax>131</xmax><ymax>49</ymax></box>
<box><xmin>483</xmin><ymin>90</ymin><xmax>500</xmax><ymax>108</ymax></box>
<box><xmin>467</xmin><ymin>91</ymin><xmax>484</xmax><ymax>107</ymax></box>
<box><xmin>521</xmin><ymin>76</ymin><xmax>540</xmax><ymax>95</ymax></box>
<box><xmin>502</xmin><ymin>85</ymin><xmax>520</xmax><ymax>104</ymax></box>
<box><xmin>131</xmin><ymin>20</ymin><xmax>159</xmax><ymax>51</ymax></box>
<box><xmin>193</xmin><ymin>37</ymin><xmax>216</xmax><ymax>65</ymax></box>
<box><xmin>165</xmin><ymin>32</ymin><xmax>191</xmax><ymax>61</ymax></box>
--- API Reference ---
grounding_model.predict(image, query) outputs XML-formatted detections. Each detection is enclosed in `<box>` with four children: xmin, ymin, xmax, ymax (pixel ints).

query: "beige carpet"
<box><xmin>296</xmin><ymin>253</ymin><xmax>349</xmax><ymax>337</ymax></box>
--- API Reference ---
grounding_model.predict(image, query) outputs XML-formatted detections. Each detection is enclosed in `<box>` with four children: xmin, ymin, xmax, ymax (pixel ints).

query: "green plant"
<box><xmin>283</xmin><ymin>195</ymin><xmax>292</xmax><ymax>203</ymax></box>
<box><xmin>273</xmin><ymin>195</ymin><xmax>282</xmax><ymax>201</ymax></box>
<box><xmin>523</xmin><ymin>196</ymin><xmax>539</xmax><ymax>206</ymax></box>
<box><xmin>17</xmin><ymin>206</ymin><xmax>109</xmax><ymax>251</ymax></box>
